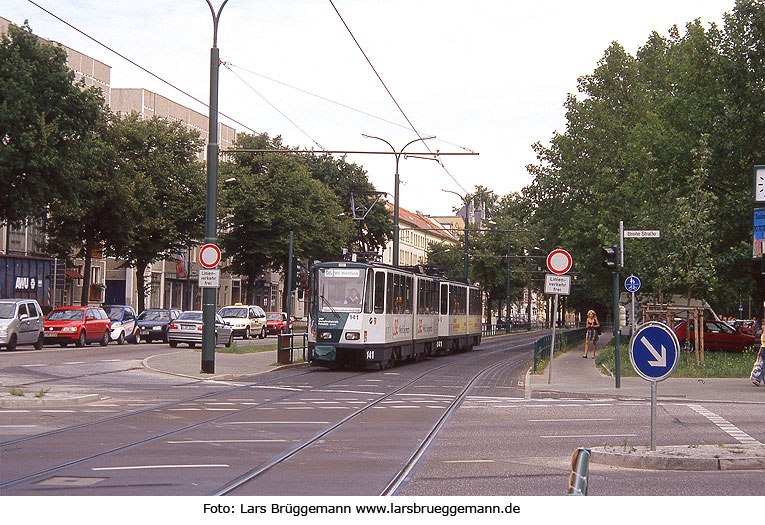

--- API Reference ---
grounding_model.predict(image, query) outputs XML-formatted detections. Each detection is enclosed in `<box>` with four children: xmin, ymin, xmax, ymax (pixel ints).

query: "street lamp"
<box><xmin>362</xmin><ymin>134</ymin><xmax>435</xmax><ymax>267</ymax></box>
<box><xmin>201</xmin><ymin>0</ymin><xmax>229</xmax><ymax>374</ymax></box>
<box><xmin>442</xmin><ymin>189</ymin><xmax>471</xmax><ymax>281</ymax></box>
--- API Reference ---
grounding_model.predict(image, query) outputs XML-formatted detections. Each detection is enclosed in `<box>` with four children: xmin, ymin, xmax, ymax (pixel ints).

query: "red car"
<box><xmin>266</xmin><ymin>312</ymin><xmax>290</xmax><ymax>335</ymax></box>
<box><xmin>673</xmin><ymin>319</ymin><xmax>757</xmax><ymax>352</ymax></box>
<box><xmin>44</xmin><ymin>306</ymin><xmax>112</xmax><ymax>347</ymax></box>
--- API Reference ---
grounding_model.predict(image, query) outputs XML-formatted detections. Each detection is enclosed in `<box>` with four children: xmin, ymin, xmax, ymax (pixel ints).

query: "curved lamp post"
<box><xmin>201</xmin><ymin>0</ymin><xmax>229</xmax><ymax>374</ymax></box>
<box><xmin>362</xmin><ymin>134</ymin><xmax>435</xmax><ymax>267</ymax></box>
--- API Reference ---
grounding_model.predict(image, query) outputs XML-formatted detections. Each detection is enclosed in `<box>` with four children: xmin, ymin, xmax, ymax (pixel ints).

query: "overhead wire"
<box><xmin>327</xmin><ymin>0</ymin><xmax>470</xmax><ymax>195</ymax></box>
<box><xmin>24</xmin><ymin>0</ymin><xmax>261</xmax><ymax>135</ymax></box>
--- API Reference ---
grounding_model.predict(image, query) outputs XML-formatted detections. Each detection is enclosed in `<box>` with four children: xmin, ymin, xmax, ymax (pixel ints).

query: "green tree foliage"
<box><xmin>524</xmin><ymin>1</ymin><xmax>765</xmax><ymax>318</ymax></box>
<box><xmin>220</xmin><ymin>133</ymin><xmax>352</xmax><ymax>299</ymax></box>
<box><xmin>0</xmin><ymin>22</ymin><xmax>105</xmax><ymax>224</ymax></box>
<box><xmin>107</xmin><ymin>114</ymin><xmax>206</xmax><ymax>313</ymax></box>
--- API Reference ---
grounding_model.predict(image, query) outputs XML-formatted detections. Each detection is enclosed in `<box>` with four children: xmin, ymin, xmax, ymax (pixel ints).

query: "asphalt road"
<box><xmin>2</xmin><ymin>334</ymin><xmax>764</xmax><ymax>497</ymax></box>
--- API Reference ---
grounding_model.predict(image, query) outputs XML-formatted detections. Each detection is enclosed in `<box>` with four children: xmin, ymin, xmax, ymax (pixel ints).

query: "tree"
<box><xmin>107</xmin><ymin>114</ymin><xmax>206</xmax><ymax>313</ymax></box>
<box><xmin>220</xmin><ymin>133</ymin><xmax>352</xmax><ymax>301</ymax></box>
<box><xmin>0</xmin><ymin>22</ymin><xmax>105</xmax><ymax>224</ymax></box>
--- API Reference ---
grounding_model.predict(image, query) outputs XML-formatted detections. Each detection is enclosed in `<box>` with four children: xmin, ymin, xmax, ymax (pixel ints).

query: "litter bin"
<box><xmin>278</xmin><ymin>334</ymin><xmax>292</xmax><ymax>364</ymax></box>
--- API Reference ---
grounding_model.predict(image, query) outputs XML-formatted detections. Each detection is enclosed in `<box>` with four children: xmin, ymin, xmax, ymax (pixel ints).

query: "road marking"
<box><xmin>529</xmin><ymin>418</ymin><xmax>615</xmax><ymax>422</ymax></box>
<box><xmin>687</xmin><ymin>405</ymin><xmax>762</xmax><ymax>444</ymax></box>
<box><xmin>444</xmin><ymin>459</ymin><xmax>495</xmax><ymax>464</ymax></box>
<box><xmin>222</xmin><ymin>421</ymin><xmax>329</xmax><ymax>425</ymax></box>
<box><xmin>91</xmin><ymin>464</ymin><xmax>229</xmax><ymax>471</ymax></box>
<box><xmin>0</xmin><ymin>424</ymin><xmax>38</xmax><ymax>428</ymax></box>
<box><xmin>166</xmin><ymin>439</ymin><xmax>289</xmax><ymax>444</ymax></box>
<box><xmin>541</xmin><ymin>434</ymin><xmax>637</xmax><ymax>439</ymax></box>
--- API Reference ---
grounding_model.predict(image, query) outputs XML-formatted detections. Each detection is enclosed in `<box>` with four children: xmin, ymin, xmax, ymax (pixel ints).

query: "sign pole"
<box><xmin>650</xmin><ymin>380</ymin><xmax>657</xmax><ymax>451</ymax></box>
<box><xmin>548</xmin><ymin>294</ymin><xmax>558</xmax><ymax>385</ymax></box>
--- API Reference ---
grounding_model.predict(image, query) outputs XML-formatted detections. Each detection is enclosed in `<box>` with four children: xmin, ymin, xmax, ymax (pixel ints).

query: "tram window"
<box><xmin>374</xmin><ymin>272</ymin><xmax>385</xmax><ymax>314</ymax></box>
<box><xmin>364</xmin><ymin>271</ymin><xmax>373</xmax><ymax>314</ymax></box>
<box><xmin>386</xmin><ymin>272</ymin><xmax>394</xmax><ymax>314</ymax></box>
<box><xmin>440</xmin><ymin>284</ymin><xmax>448</xmax><ymax>315</ymax></box>
<box><xmin>405</xmin><ymin>276</ymin><xmax>412</xmax><ymax>313</ymax></box>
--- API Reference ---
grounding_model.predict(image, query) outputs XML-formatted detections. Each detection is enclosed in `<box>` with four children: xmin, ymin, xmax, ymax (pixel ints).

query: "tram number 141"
<box><xmin>366</xmin><ymin>350</ymin><xmax>375</xmax><ymax>360</ymax></box>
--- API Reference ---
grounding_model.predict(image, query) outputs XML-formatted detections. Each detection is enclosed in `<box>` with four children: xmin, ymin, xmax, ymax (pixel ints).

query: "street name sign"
<box><xmin>199</xmin><ymin>243</ymin><xmax>222</xmax><ymax>269</ymax></box>
<box><xmin>629</xmin><ymin>322</ymin><xmax>680</xmax><ymax>382</ymax></box>
<box><xmin>625</xmin><ymin>275</ymin><xmax>641</xmax><ymax>293</ymax></box>
<box><xmin>544</xmin><ymin>274</ymin><xmax>571</xmax><ymax>295</ymax></box>
<box><xmin>623</xmin><ymin>230</ymin><xmax>660</xmax><ymax>238</ymax></box>
<box><xmin>199</xmin><ymin>269</ymin><xmax>220</xmax><ymax>288</ymax></box>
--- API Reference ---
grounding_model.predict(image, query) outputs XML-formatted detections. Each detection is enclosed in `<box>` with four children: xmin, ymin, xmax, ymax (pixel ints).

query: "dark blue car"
<box><xmin>136</xmin><ymin>308</ymin><xmax>180</xmax><ymax>343</ymax></box>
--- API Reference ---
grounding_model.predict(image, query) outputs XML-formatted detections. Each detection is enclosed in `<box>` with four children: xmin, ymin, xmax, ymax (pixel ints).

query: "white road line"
<box><xmin>222</xmin><ymin>421</ymin><xmax>329</xmax><ymax>424</ymax></box>
<box><xmin>529</xmin><ymin>418</ymin><xmax>615</xmax><ymax>422</ymax></box>
<box><xmin>0</xmin><ymin>424</ymin><xmax>38</xmax><ymax>428</ymax></box>
<box><xmin>444</xmin><ymin>459</ymin><xmax>495</xmax><ymax>464</ymax></box>
<box><xmin>91</xmin><ymin>464</ymin><xmax>229</xmax><ymax>471</ymax></box>
<box><xmin>541</xmin><ymin>434</ymin><xmax>637</xmax><ymax>439</ymax></box>
<box><xmin>166</xmin><ymin>439</ymin><xmax>288</xmax><ymax>444</ymax></box>
<box><xmin>687</xmin><ymin>404</ymin><xmax>762</xmax><ymax>444</ymax></box>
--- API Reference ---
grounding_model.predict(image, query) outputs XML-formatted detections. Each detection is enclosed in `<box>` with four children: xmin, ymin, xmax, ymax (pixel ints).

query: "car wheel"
<box><xmin>34</xmin><ymin>332</ymin><xmax>44</xmax><ymax>350</ymax></box>
<box><xmin>76</xmin><ymin>331</ymin><xmax>86</xmax><ymax>347</ymax></box>
<box><xmin>6</xmin><ymin>334</ymin><xmax>17</xmax><ymax>351</ymax></box>
<box><xmin>100</xmin><ymin>330</ymin><xmax>109</xmax><ymax>347</ymax></box>
<box><xmin>225</xmin><ymin>333</ymin><xmax>233</xmax><ymax>348</ymax></box>
<box><xmin>169</xmin><ymin>341</ymin><xmax>177</xmax><ymax>348</ymax></box>
<box><xmin>260</xmin><ymin>327</ymin><xmax>266</xmax><ymax>339</ymax></box>
<box><xmin>133</xmin><ymin>331</ymin><xmax>141</xmax><ymax>344</ymax></box>
<box><xmin>244</xmin><ymin>327</ymin><xmax>250</xmax><ymax>340</ymax></box>
<box><xmin>118</xmin><ymin>331</ymin><xmax>126</xmax><ymax>345</ymax></box>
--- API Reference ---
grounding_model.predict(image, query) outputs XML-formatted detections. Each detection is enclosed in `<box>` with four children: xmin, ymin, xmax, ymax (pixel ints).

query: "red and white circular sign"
<box><xmin>546</xmin><ymin>249</ymin><xmax>572</xmax><ymax>275</ymax></box>
<box><xmin>199</xmin><ymin>243</ymin><xmax>222</xmax><ymax>269</ymax></box>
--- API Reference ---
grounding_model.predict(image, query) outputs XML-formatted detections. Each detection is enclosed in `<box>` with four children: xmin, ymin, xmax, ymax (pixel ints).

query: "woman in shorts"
<box><xmin>584</xmin><ymin>310</ymin><xmax>600</xmax><ymax>359</ymax></box>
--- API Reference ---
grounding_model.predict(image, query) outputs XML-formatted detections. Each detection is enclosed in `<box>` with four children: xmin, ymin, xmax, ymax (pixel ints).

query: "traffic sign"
<box><xmin>623</xmin><ymin>230</ymin><xmax>660</xmax><ymax>238</ymax></box>
<box><xmin>629</xmin><ymin>322</ymin><xmax>680</xmax><ymax>382</ymax></box>
<box><xmin>199</xmin><ymin>268</ymin><xmax>220</xmax><ymax>288</ymax></box>
<box><xmin>625</xmin><ymin>275</ymin><xmax>641</xmax><ymax>293</ymax></box>
<box><xmin>544</xmin><ymin>274</ymin><xmax>571</xmax><ymax>295</ymax></box>
<box><xmin>546</xmin><ymin>249</ymin><xmax>572</xmax><ymax>275</ymax></box>
<box><xmin>199</xmin><ymin>243</ymin><xmax>221</xmax><ymax>269</ymax></box>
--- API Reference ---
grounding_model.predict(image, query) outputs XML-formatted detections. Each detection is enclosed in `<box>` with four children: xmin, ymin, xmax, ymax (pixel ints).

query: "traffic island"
<box><xmin>0</xmin><ymin>391</ymin><xmax>103</xmax><ymax>408</ymax></box>
<box><xmin>590</xmin><ymin>443</ymin><xmax>765</xmax><ymax>471</ymax></box>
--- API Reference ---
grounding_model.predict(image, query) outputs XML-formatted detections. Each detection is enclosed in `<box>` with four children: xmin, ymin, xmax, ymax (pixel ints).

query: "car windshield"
<box><xmin>102</xmin><ymin>307</ymin><xmax>123</xmax><ymax>321</ymax></box>
<box><xmin>266</xmin><ymin>313</ymin><xmax>283</xmax><ymax>321</ymax></box>
<box><xmin>138</xmin><ymin>310</ymin><xmax>170</xmax><ymax>321</ymax></box>
<box><xmin>219</xmin><ymin>307</ymin><xmax>247</xmax><ymax>318</ymax></box>
<box><xmin>177</xmin><ymin>312</ymin><xmax>202</xmax><ymax>321</ymax></box>
<box><xmin>318</xmin><ymin>267</ymin><xmax>366</xmax><ymax>313</ymax></box>
<box><xmin>47</xmin><ymin>309</ymin><xmax>83</xmax><ymax>321</ymax></box>
<box><xmin>0</xmin><ymin>304</ymin><xmax>15</xmax><ymax>319</ymax></box>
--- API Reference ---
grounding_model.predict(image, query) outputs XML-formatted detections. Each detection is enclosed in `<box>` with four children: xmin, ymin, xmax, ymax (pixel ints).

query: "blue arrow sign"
<box><xmin>629</xmin><ymin>322</ymin><xmax>680</xmax><ymax>381</ymax></box>
<box><xmin>625</xmin><ymin>275</ymin><xmax>641</xmax><ymax>293</ymax></box>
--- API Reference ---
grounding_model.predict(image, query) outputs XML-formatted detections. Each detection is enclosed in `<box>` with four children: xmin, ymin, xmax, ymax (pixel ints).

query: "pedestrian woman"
<box><xmin>584</xmin><ymin>310</ymin><xmax>600</xmax><ymax>359</ymax></box>
<box><xmin>751</xmin><ymin>318</ymin><xmax>765</xmax><ymax>386</ymax></box>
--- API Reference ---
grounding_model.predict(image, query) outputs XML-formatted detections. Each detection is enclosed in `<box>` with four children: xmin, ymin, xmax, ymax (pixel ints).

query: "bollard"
<box><xmin>567</xmin><ymin>447</ymin><xmax>591</xmax><ymax>496</ymax></box>
<box><xmin>277</xmin><ymin>334</ymin><xmax>292</xmax><ymax>364</ymax></box>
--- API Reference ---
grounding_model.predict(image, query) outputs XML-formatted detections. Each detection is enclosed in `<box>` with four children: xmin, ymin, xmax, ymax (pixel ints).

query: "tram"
<box><xmin>307</xmin><ymin>260</ymin><xmax>482</xmax><ymax>369</ymax></box>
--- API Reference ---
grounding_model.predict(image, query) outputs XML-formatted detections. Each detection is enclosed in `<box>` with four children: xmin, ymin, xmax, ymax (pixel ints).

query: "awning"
<box><xmin>65</xmin><ymin>268</ymin><xmax>84</xmax><ymax>280</ymax></box>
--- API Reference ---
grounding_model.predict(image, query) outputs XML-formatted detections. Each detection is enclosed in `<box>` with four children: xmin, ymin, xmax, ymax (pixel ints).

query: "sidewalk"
<box><xmin>142</xmin><ymin>348</ymin><xmax>302</xmax><ymax>380</ymax></box>
<box><xmin>528</xmin><ymin>335</ymin><xmax>765</xmax><ymax>471</ymax></box>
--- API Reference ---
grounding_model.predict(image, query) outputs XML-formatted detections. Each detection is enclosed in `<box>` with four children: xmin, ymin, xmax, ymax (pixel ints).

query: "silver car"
<box><xmin>167</xmin><ymin>311</ymin><xmax>233</xmax><ymax>348</ymax></box>
<box><xmin>0</xmin><ymin>299</ymin><xmax>45</xmax><ymax>351</ymax></box>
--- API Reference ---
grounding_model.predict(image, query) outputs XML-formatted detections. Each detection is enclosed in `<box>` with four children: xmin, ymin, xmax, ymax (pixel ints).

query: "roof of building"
<box><xmin>384</xmin><ymin>202</ymin><xmax>458</xmax><ymax>243</ymax></box>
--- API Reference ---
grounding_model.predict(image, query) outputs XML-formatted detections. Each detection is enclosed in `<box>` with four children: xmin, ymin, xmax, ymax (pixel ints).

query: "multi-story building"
<box><xmin>380</xmin><ymin>203</ymin><xmax>459</xmax><ymax>266</ymax></box>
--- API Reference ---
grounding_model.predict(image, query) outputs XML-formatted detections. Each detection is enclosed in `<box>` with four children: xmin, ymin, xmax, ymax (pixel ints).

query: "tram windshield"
<box><xmin>318</xmin><ymin>267</ymin><xmax>366</xmax><ymax>313</ymax></box>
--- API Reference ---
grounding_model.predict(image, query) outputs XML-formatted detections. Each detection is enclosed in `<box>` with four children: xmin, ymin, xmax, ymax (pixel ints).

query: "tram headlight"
<box><xmin>319</xmin><ymin>331</ymin><xmax>333</xmax><ymax>340</ymax></box>
<box><xmin>345</xmin><ymin>332</ymin><xmax>360</xmax><ymax>340</ymax></box>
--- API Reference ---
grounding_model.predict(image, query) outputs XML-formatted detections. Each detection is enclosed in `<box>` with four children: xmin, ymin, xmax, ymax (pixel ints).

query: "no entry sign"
<box><xmin>199</xmin><ymin>243</ymin><xmax>222</xmax><ymax>269</ymax></box>
<box><xmin>546</xmin><ymin>249</ymin><xmax>572</xmax><ymax>275</ymax></box>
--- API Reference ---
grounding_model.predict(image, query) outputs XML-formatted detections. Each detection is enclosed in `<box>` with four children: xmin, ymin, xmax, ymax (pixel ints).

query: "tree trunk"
<box><xmin>80</xmin><ymin>234</ymin><xmax>93</xmax><ymax>306</ymax></box>
<box><xmin>135</xmin><ymin>260</ymin><xmax>148</xmax><ymax>314</ymax></box>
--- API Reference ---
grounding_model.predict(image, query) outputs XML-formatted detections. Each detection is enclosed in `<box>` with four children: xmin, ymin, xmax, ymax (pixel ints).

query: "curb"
<box><xmin>591</xmin><ymin>445</ymin><xmax>765</xmax><ymax>471</ymax></box>
<box><xmin>0</xmin><ymin>393</ymin><xmax>103</xmax><ymax>408</ymax></box>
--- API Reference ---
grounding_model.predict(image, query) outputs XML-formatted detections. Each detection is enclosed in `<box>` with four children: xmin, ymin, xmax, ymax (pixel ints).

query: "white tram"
<box><xmin>307</xmin><ymin>261</ymin><xmax>482</xmax><ymax>369</ymax></box>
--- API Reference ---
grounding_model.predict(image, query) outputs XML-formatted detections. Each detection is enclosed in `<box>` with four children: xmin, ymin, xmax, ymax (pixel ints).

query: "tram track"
<box><xmin>1</xmin><ymin>332</ymin><xmax>541</xmax><ymax>495</ymax></box>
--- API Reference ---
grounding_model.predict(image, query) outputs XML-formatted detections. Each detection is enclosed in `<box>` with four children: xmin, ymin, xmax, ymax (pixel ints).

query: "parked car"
<box><xmin>266</xmin><ymin>311</ymin><xmax>290</xmax><ymax>335</ymax></box>
<box><xmin>218</xmin><ymin>304</ymin><xmax>267</xmax><ymax>339</ymax></box>
<box><xmin>167</xmin><ymin>311</ymin><xmax>233</xmax><ymax>348</ymax></box>
<box><xmin>44</xmin><ymin>306</ymin><xmax>111</xmax><ymax>347</ymax></box>
<box><xmin>102</xmin><ymin>305</ymin><xmax>138</xmax><ymax>344</ymax></box>
<box><xmin>673</xmin><ymin>319</ymin><xmax>757</xmax><ymax>352</ymax></box>
<box><xmin>136</xmin><ymin>308</ymin><xmax>180</xmax><ymax>343</ymax></box>
<box><xmin>0</xmin><ymin>299</ymin><xmax>45</xmax><ymax>351</ymax></box>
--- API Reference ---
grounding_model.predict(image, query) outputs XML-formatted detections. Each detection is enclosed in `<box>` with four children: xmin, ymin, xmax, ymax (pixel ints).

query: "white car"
<box><xmin>218</xmin><ymin>304</ymin><xmax>267</xmax><ymax>339</ymax></box>
<box><xmin>0</xmin><ymin>299</ymin><xmax>45</xmax><ymax>351</ymax></box>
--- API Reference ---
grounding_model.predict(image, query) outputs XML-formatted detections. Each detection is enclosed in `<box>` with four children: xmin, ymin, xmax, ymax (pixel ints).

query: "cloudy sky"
<box><xmin>2</xmin><ymin>0</ymin><xmax>734</xmax><ymax>216</ymax></box>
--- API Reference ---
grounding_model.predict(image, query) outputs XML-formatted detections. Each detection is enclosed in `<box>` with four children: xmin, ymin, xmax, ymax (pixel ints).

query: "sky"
<box><xmin>1</xmin><ymin>0</ymin><xmax>736</xmax><ymax>217</ymax></box>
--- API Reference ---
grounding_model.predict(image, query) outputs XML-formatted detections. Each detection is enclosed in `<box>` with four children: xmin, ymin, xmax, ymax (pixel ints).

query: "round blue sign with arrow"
<box><xmin>629</xmin><ymin>322</ymin><xmax>680</xmax><ymax>381</ymax></box>
<box><xmin>625</xmin><ymin>275</ymin><xmax>641</xmax><ymax>293</ymax></box>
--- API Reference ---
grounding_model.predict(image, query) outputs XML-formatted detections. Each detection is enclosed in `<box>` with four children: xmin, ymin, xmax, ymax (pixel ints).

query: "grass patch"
<box><xmin>9</xmin><ymin>387</ymin><xmax>24</xmax><ymax>396</ymax></box>
<box><xmin>595</xmin><ymin>340</ymin><xmax>758</xmax><ymax>378</ymax></box>
<box><xmin>215</xmin><ymin>341</ymin><xmax>278</xmax><ymax>354</ymax></box>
